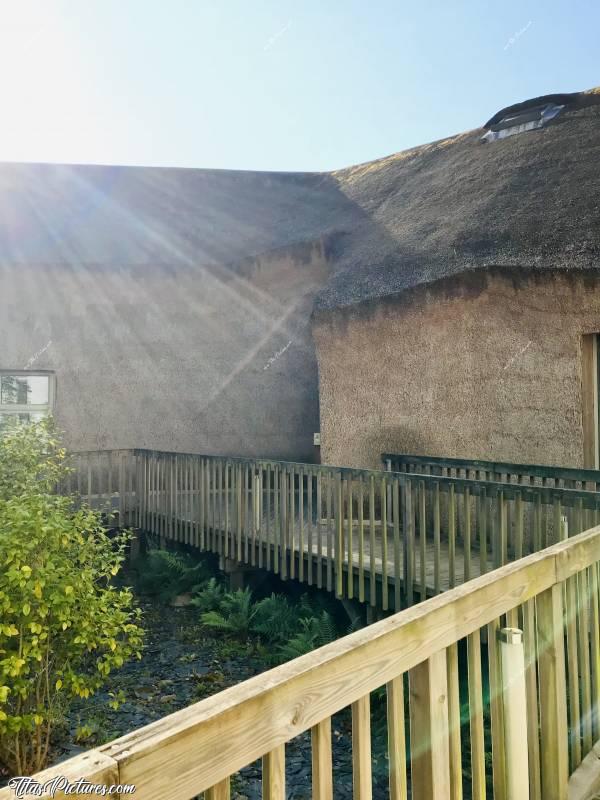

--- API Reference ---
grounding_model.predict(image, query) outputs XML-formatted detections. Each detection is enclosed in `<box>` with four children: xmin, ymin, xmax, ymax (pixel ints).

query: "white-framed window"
<box><xmin>0</xmin><ymin>371</ymin><xmax>55</xmax><ymax>432</ymax></box>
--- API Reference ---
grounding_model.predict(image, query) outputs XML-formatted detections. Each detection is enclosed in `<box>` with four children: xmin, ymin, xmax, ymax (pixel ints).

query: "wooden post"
<box><xmin>352</xmin><ymin>694</ymin><xmax>372</xmax><ymax>800</ymax></box>
<box><xmin>409</xmin><ymin>650</ymin><xmax>451</xmax><ymax>800</ymax></box>
<box><xmin>498</xmin><ymin>627</ymin><xmax>530</xmax><ymax>800</ymax></box>
<box><xmin>205</xmin><ymin>777</ymin><xmax>230</xmax><ymax>799</ymax></box>
<box><xmin>537</xmin><ymin>584</ymin><xmax>569</xmax><ymax>800</ymax></box>
<box><xmin>312</xmin><ymin>718</ymin><xmax>333</xmax><ymax>800</ymax></box>
<box><xmin>262</xmin><ymin>744</ymin><xmax>285</xmax><ymax>800</ymax></box>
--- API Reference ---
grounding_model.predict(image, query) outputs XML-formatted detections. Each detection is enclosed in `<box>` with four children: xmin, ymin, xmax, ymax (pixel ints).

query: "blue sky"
<box><xmin>0</xmin><ymin>0</ymin><xmax>597</xmax><ymax>172</ymax></box>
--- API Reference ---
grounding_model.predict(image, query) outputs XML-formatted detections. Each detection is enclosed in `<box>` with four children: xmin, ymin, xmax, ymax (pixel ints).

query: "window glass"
<box><xmin>0</xmin><ymin>375</ymin><xmax>49</xmax><ymax>405</ymax></box>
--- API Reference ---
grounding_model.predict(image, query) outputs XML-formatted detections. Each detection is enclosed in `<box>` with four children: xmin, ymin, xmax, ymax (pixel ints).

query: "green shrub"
<box><xmin>200</xmin><ymin>587</ymin><xmax>257</xmax><ymax>639</ymax></box>
<box><xmin>190</xmin><ymin>577</ymin><xmax>226</xmax><ymax>613</ymax></box>
<box><xmin>251</xmin><ymin>594</ymin><xmax>300</xmax><ymax>644</ymax></box>
<box><xmin>0</xmin><ymin>419</ymin><xmax>143</xmax><ymax>776</ymax></box>
<box><xmin>276</xmin><ymin>611</ymin><xmax>337</xmax><ymax>662</ymax></box>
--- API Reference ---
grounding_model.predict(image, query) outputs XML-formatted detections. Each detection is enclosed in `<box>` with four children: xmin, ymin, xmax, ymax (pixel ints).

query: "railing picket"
<box><xmin>369</xmin><ymin>475</ymin><xmax>376</xmax><ymax>607</ymax></box>
<box><xmin>386</xmin><ymin>676</ymin><xmax>407</xmax><ymax>800</ymax></box>
<box><xmin>347</xmin><ymin>476</ymin><xmax>354</xmax><ymax>599</ymax></box>
<box><xmin>351</xmin><ymin>694</ymin><xmax>372</xmax><ymax>800</ymax></box>
<box><xmin>590</xmin><ymin>562</ymin><xmax>600</xmax><ymax>741</ymax></box>
<box><xmin>446</xmin><ymin>642</ymin><xmax>462</xmax><ymax>800</ymax></box>
<box><xmin>467</xmin><ymin>631</ymin><xmax>486</xmax><ymax>800</ymax></box>
<box><xmin>487</xmin><ymin>618</ymin><xmax>507</xmax><ymax>800</ymax></box>
<box><xmin>295</xmin><ymin>469</ymin><xmax>302</xmax><ymax>582</ymax></box>
<box><xmin>419</xmin><ymin>480</ymin><xmax>426</xmax><ymax>601</ymax></box>
<box><xmin>358</xmin><ymin>476</ymin><xmax>365</xmax><ymax>603</ymax></box>
<box><xmin>311</xmin><ymin>718</ymin><xmax>333</xmax><ymax>800</ymax></box>
<box><xmin>403</xmin><ymin>480</ymin><xmax>414</xmax><ymax>606</ymax></box>
<box><xmin>335</xmin><ymin>472</ymin><xmax>343</xmax><ymax>598</ymax></box>
<box><xmin>307</xmin><ymin>470</ymin><xmax>313</xmax><ymax>585</ymax></box>
<box><xmin>316</xmin><ymin>472</ymin><xmax>323</xmax><ymax>588</ymax></box>
<box><xmin>433</xmin><ymin>482</ymin><xmax>441</xmax><ymax>593</ymax></box>
<box><xmin>262</xmin><ymin>744</ymin><xmax>285</xmax><ymax>800</ymax></box>
<box><xmin>409</xmin><ymin>650</ymin><xmax>451</xmax><ymax>800</ymax></box>
<box><xmin>381</xmin><ymin>475</ymin><xmax>388</xmax><ymax>611</ymax></box>
<box><xmin>205</xmin><ymin>777</ymin><xmax>230</xmax><ymax>799</ymax></box>
<box><xmin>393</xmin><ymin>478</ymin><xmax>401</xmax><ymax>611</ymax></box>
<box><xmin>326</xmin><ymin>473</ymin><xmax>333</xmax><ymax>592</ymax></box>
<box><xmin>523</xmin><ymin>599</ymin><xmax>542</xmax><ymax>800</ymax></box>
<box><xmin>578</xmin><ymin>568</ymin><xmax>593</xmax><ymax>755</ymax></box>
<box><xmin>537</xmin><ymin>583</ymin><xmax>569</xmax><ymax>800</ymax></box>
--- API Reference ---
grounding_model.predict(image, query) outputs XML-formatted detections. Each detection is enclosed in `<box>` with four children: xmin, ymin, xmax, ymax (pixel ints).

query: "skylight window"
<box><xmin>481</xmin><ymin>102</ymin><xmax>564</xmax><ymax>142</ymax></box>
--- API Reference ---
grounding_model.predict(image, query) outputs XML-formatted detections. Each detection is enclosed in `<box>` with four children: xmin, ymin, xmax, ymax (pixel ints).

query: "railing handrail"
<box><xmin>3</xmin><ymin>525</ymin><xmax>598</xmax><ymax>800</ymax></box>
<box><xmin>70</xmin><ymin>448</ymin><xmax>600</xmax><ymax>508</ymax></box>
<box><xmin>382</xmin><ymin>451</ymin><xmax>600</xmax><ymax>484</ymax></box>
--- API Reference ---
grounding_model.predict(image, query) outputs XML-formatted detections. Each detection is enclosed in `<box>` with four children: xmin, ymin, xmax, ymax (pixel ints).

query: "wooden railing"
<box><xmin>382</xmin><ymin>451</ymin><xmax>600</xmax><ymax>490</ymax></box>
<box><xmin>4</xmin><ymin>525</ymin><xmax>600</xmax><ymax>799</ymax></box>
<box><xmin>66</xmin><ymin>449</ymin><xmax>600</xmax><ymax>609</ymax></box>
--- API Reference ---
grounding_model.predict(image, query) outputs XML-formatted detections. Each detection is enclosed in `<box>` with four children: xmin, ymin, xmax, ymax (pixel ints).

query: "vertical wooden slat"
<box><xmin>488</xmin><ymin>618</ymin><xmax>506</xmax><ymax>800</ymax></box>
<box><xmin>369</xmin><ymin>475</ymin><xmax>376</xmax><ymax>607</ymax></box>
<box><xmin>590</xmin><ymin>563</ymin><xmax>600</xmax><ymax>741</ymax></box>
<box><xmin>446</xmin><ymin>642</ymin><xmax>462</xmax><ymax>800</ymax></box>
<box><xmin>381</xmin><ymin>475</ymin><xmax>388</xmax><ymax>611</ymax></box>
<box><xmin>326</xmin><ymin>473</ymin><xmax>333</xmax><ymax>592</ymax></box>
<box><xmin>566</xmin><ymin>570</ymin><xmax>582</xmax><ymax>769</ymax></box>
<box><xmin>523</xmin><ymin>599</ymin><xmax>542</xmax><ymax>800</ymax></box>
<box><xmin>290</xmin><ymin>468</ymin><xmax>296</xmax><ymax>579</ymax></box>
<box><xmin>419</xmin><ymin>480</ymin><xmax>426</xmax><ymax>601</ymax></box>
<box><xmin>307</xmin><ymin>471</ymin><xmax>313</xmax><ymax>585</ymax></box>
<box><xmin>262</xmin><ymin>744</ymin><xmax>285</xmax><ymax>800</ymax></box>
<box><xmin>312</xmin><ymin>718</ymin><xmax>333</xmax><ymax>800</ymax></box>
<box><xmin>403</xmin><ymin>480</ymin><xmax>414</xmax><ymax>606</ymax></box>
<box><xmin>387</xmin><ymin>675</ymin><xmax>407</xmax><ymax>800</ymax></box>
<box><xmin>393</xmin><ymin>479</ymin><xmax>401</xmax><ymax>611</ymax></box>
<box><xmin>578</xmin><ymin>568</ymin><xmax>593</xmax><ymax>755</ymax></box>
<box><xmin>480</xmin><ymin>487</ymin><xmax>488</xmax><ymax>576</ymax></box>
<box><xmin>448</xmin><ymin>484</ymin><xmax>456</xmax><ymax>588</ymax></box>
<box><xmin>280</xmin><ymin>467</ymin><xmax>288</xmax><ymax>579</ymax></box>
<box><xmin>237</xmin><ymin>463</ymin><xmax>243</xmax><ymax>564</ymax></box>
<box><xmin>358</xmin><ymin>476</ymin><xmax>365</xmax><ymax>603</ymax></box>
<box><xmin>299</xmin><ymin>469</ymin><xmax>304</xmax><ymax>582</ymax></box>
<box><xmin>316</xmin><ymin>472</ymin><xmax>323</xmax><ymax>588</ymax></box>
<box><xmin>205</xmin><ymin>777</ymin><xmax>230</xmax><ymax>800</ymax></box>
<box><xmin>347</xmin><ymin>477</ymin><xmax>354</xmax><ymax>599</ymax></box>
<box><xmin>409</xmin><ymin>650</ymin><xmax>451</xmax><ymax>800</ymax></box>
<box><xmin>336</xmin><ymin>472</ymin><xmax>343</xmax><ymax>598</ymax></box>
<box><xmin>433</xmin><ymin>482</ymin><xmax>441</xmax><ymax>594</ymax></box>
<box><xmin>352</xmin><ymin>694</ymin><xmax>372</xmax><ymax>800</ymax></box>
<box><xmin>537</xmin><ymin>583</ymin><xmax>569</xmax><ymax>800</ymax></box>
<box><xmin>464</xmin><ymin>486</ymin><xmax>471</xmax><ymax>583</ymax></box>
<box><xmin>467</xmin><ymin>630</ymin><xmax>486</xmax><ymax>800</ymax></box>
<box><xmin>266</xmin><ymin>466</ymin><xmax>272</xmax><ymax>572</ymax></box>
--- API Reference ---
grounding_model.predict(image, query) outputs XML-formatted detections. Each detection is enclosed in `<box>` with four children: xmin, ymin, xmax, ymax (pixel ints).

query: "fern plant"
<box><xmin>251</xmin><ymin>594</ymin><xmax>300</xmax><ymax>644</ymax></box>
<box><xmin>136</xmin><ymin>549</ymin><xmax>210</xmax><ymax>602</ymax></box>
<box><xmin>190</xmin><ymin>578</ymin><xmax>226</xmax><ymax>613</ymax></box>
<box><xmin>276</xmin><ymin>611</ymin><xmax>337</xmax><ymax>662</ymax></box>
<box><xmin>200</xmin><ymin>587</ymin><xmax>257</xmax><ymax>639</ymax></box>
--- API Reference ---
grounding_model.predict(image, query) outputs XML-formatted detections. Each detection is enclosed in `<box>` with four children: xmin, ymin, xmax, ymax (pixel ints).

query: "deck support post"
<box><xmin>498</xmin><ymin>627</ymin><xmax>530</xmax><ymax>799</ymax></box>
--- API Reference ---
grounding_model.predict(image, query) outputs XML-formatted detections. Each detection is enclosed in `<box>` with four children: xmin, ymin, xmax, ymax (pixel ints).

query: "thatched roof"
<box><xmin>0</xmin><ymin>87</ymin><xmax>598</xmax><ymax>307</ymax></box>
<box><xmin>0</xmin><ymin>162</ymin><xmax>356</xmax><ymax>269</ymax></box>
<box><xmin>315</xmin><ymin>88</ymin><xmax>600</xmax><ymax>310</ymax></box>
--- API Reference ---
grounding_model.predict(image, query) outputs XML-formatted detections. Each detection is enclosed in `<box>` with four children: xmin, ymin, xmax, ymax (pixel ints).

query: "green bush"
<box><xmin>200</xmin><ymin>587</ymin><xmax>257</xmax><ymax>639</ymax></box>
<box><xmin>251</xmin><ymin>594</ymin><xmax>300</xmax><ymax>644</ymax></box>
<box><xmin>0</xmin><ymin>419</ymin><xmax>143</xmax><ymax>776</ymax></box>
<box><xmin>276</xmin><ymin>611</ymin><xmax>337</xmax><ymax>662</ymax></box>
<box><xmin>190</xmin><ymin>577</ymin><xmax>226</xmax><ymax>613</ymax></box>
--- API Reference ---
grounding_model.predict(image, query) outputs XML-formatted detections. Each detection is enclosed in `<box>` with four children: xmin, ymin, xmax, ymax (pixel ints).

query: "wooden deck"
<box><xmin>69</xmin><ymin>448</ymin><xmax>600</xmax><ymax>610</ymax></box>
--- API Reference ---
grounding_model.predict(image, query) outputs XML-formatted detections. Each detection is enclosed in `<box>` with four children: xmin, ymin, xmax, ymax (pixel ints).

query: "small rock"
<box><xmin>160</xmin><ymin>694</ymin><xmax>177</xmax><ymax>703</ymax></box>
<box><xmin>171</xmin><ymin>593</ymin><xmax>193</xmax><ymax>607</ymax></box>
